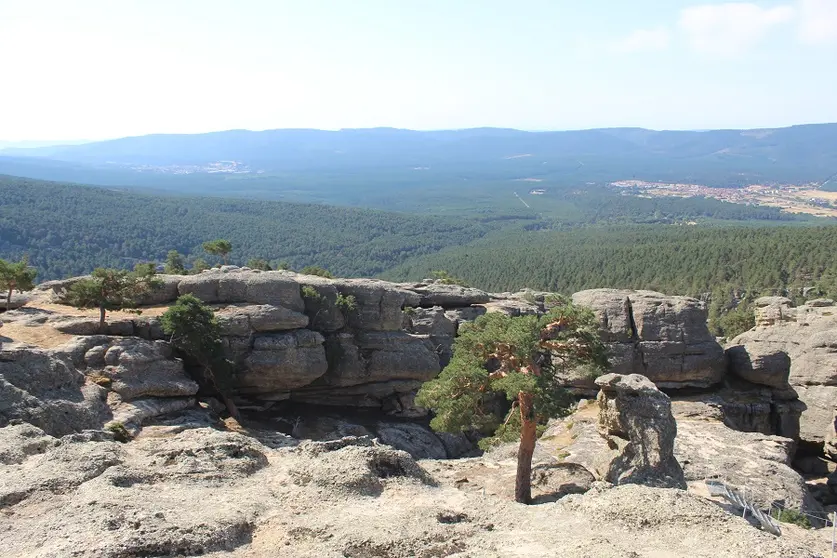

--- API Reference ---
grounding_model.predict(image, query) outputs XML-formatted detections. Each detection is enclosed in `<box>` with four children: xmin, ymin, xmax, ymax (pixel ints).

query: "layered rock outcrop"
<box><xmin>0</xmin><ymin>335</ymin><xmax>198</xmax><ymax>436</ymax></box>
<box><xmin>725</xmin><ymin>297</ymin><xmax>837</xmax><ymax>446</ymax></box>
<box><xmin>569</xmin><ymin>289</ymin><xmax>726</xmax><ymax>392</ymax></box>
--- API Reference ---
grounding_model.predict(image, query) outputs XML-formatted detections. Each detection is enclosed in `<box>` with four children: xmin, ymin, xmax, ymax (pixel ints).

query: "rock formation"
<box><xmin>725</xmin><ymin>296</ymin><xmax>837</xmax><ymax>447</ymax></box>
<box><xmin>594</xmin><ymin>373</ymin><xmax>686</xmax><ymax>489</ymax></box>
<box><xmin>569</xmin><ymin>289</ymin><xmax>726</xmax><ymax>391</ymax></box>
<box><xmin>0</xmin><ymin>334</ymin><xmax>198</xmax><ymax>437</ymax></box>
<box><xmin>2</xmin><ymin>273</ymin><xmax>836</xmax><ymax>555</ymax></box>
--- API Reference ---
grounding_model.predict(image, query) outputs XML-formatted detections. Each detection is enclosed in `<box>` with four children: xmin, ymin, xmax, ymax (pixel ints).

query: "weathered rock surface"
<box><xmin>289</xmin><ymin>331</ymin><xmax>440</xmax><ymax>409</ymax></box>
<box><xmin>0</xmin><ymin>343</ymin><xmax>110</xmax><ymax>436</ymax></box>
<box><xmin>595</xmin><ymin>373</ymin><xmax>687</xmax><ymax>489</ymax></box>
<box><xmin>670</xmin><ymin>377</ymin><xmax>805</xmax><ymax>440</ymax></box>
<box><xmin>727</xmin><ymin>344</ymin><xmax>791</xmax><ymax>388</ymax></box>
<box><xmin>237</xmin><ymin>330</ymin><xmax>328</xmax><ymax>398</ymax></box>
<box><xmin>0</xmin><ymin>292</ymin><xmax>31</xmax><ymax>310</ymax></box>
<box><xmin>178</xmin><ymin>269</ymin><xmax>305</xmax><ymax>310</ymax></box>
<box><xmin>0</xmin><ymin>405</ymin><xmax>826</xmax><ymax>557</ymax></box>
<box><xmin>544</xmin><ymin>396</ymin><xmax>821</xmax><ymax>516</ymax></box>
<box><xmin>398</xmin><ymin>282</ymin><xmax>491</xmax><ymax>307</ymax></box>
<box><xmin>726</xmin><ymin>297</ymin><xmax>837</xmax><ymax>445</ymax></box>
<box><xmin>0</xmin><ymin>334</ymin><xmax>201</xmax><ymax>439</ymax></box>
<box><xmin>571</xmin><ymin>289</ymin><xmax>725</xmax><ymax>391</ymax></box>
<box><xmin>278</xmin><ymin>413</ymin><xmax>473</xmax><ymax>458</ymax></box>
<box><xmin>216</xmin><ymin>304</ymin><xmax>309</xmax><ymax>335</ymax></box>
<box><xmin>675</xmin><ymin>419</ymin><xmax>823</xmax><ymax>514</ymax></box>
<box><xmin>65</xmin><ymin>336</ymin><xmax>198</xmax><ymax>400</ymax></box>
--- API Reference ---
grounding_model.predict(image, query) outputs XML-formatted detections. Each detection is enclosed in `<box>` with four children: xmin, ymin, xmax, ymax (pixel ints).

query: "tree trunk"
<box><xmin>98</xmin><ymin>306</ymin><xmax>107</xmax><ymax>331</ymax></box>
<box><xmin>5</xmin><ymin>288</ymin><xmax>11</xmax><ymax>312</ymax></box>
<box><xmin>201</xmin><ymin>363</ymin><xmax>241</xmax><ymax>422</ymax></box>
<box><xmin>219</xmin><ymin>392</ymin><xmax>241</xmax><ymax>421</ymax></box>
<box><xmin>515</xmin><ymin>391</ymin><xmax>537</xmax><ymax>504</ymax></box>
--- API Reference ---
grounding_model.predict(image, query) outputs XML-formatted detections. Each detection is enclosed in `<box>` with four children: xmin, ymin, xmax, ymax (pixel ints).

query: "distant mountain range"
<box><xmin>0</xmin><ymin>139</ymin><xmax>90</xmax><ymax>150</ymax></box>
<box><xmin>2</xmin><ymin>124</ymin><xmax>836</xmax><ymax>206</ymax></box>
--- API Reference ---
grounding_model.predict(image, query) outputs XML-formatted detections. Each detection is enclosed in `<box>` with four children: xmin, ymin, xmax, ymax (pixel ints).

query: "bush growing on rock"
<box><xmin>300</xmin><ymin>265</ymin><xmax>334</xmax><ymax>278</ymax></box>
<box><xmin>335</xmin><ymin>293</ymin><xmax>357</xmax><ymax>312</ymax></box>
<box><xmin>63</xmin><ymin>267</ymin><xmax>161</xmax><ymax>329</ymax></box>
<box><xmin>191</xmin><ymin>257</ymin><xmax>210</xmax><ymax>273</ymax></box>
<box><xmin>416</xmin><ymin>304</ymin><xmax>607</xmax><ymax>504</ymax></box>
<box><xmin>247</xmin><ymin>258</ymin><xmax>272</xmax><ymax>271</ymax></box>
<box><xmin>160</xmin><ymin>294</ymin><xmax>239</xmax><ymax>419</ymax></box>
<box><xmin>430</xmin><ymin>270</ymin><xmax>468</xmax><ymax>287</ymax></box>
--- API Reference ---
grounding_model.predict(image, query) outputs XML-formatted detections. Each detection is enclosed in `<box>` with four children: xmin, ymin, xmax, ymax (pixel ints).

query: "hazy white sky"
<box><xmin>1</xmin><ymin>0</ymin><xmax>836</xmax><ymax>140</ymax></box>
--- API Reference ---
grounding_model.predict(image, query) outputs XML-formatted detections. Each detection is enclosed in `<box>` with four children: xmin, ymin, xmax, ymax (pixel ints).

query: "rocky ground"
<box><xmin>0</xmin><ymin>408</ymin><xmax>829</xmax><ymax>558</ymax></box>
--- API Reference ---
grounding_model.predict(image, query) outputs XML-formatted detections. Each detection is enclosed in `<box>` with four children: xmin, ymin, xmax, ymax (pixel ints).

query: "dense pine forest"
<box><xmin>382</xmin><ymin>225</ymin><xmax>837</xmax><ymax>299</ymax></box>
<box><xmin>0</xmin><ymin>176</ymin><xmax>492</xmax><ymax>280</ymax></box>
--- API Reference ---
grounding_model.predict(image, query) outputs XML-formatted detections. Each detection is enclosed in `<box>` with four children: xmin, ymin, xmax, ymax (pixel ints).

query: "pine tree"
<box><xmin>416</xmin><ymin>303</ymin><xmax>607</xmax><ymax>503</ymax></box>
<box><xmin>202</xmin><ymin>239</ymin><xmax>232</xmax><ymax>265</ymax></box>
<box><xmin>63</xmin><ymin>267</ymin><xmax>161</xmax><ymax>329</ymax></box>
<box><xmin>160</xmin><ymin>294</ymin><xmax>239</xmax><ymax>419</ymax></box>
<box><xmin>164</xmin><ymin>250</ymin><xmax>187</xmax><ymax>274</ymax></box>
<box><xmin>0</xmin><ymin>257</ymin><xmax>37</xmax><ymax>311</ymax></box>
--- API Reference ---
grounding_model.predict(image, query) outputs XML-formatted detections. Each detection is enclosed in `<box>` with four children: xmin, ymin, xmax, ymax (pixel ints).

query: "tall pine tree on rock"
<box><xmin>416</xmin><ymin>302</ymin><xmax>607</xmax><ymax>504</ymax></box>
<box><xmin>63</xmin><ymin>267</ymin><xmax>161</xmax><ymax>329</ymax></box>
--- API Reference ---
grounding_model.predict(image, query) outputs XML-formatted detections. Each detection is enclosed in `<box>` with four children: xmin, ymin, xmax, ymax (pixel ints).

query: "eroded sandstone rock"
<box><xmin>570</xmin><ymin>289</ymin><xmax>725</xmax><ymax>391</ymax></box>
<box><xmin>595</xmin><ymin>373</ymin><xmax>686</xmax><ymax>489</ymax></box>
<box><xmin>0</xmin><ymin>343</ymin><xmax>109</xmax><ymax>436</ymax></box>
<box><xmin>727</xmin><ymin>298</ymin><xmax>837</xmax><ymax>445</ymax></box>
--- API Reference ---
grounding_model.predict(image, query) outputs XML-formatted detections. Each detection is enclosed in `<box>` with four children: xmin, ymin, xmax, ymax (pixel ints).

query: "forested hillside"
<box><xmin>2</xmin><ymin>174</ymin><xmax>835</xmax><ymax>299</ymax></box>
<box><xmin>0</xmin><ymin>175</ymin><xmax>492</xmax><ymax>280</ymax></box>
<box><xmin>382</xmin><ymin>225</ymin><xmax>837</xmax><ymax>300</ymax></box>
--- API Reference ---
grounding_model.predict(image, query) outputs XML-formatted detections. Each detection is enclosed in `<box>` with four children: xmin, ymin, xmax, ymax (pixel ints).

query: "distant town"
<box><xmin>609</xmin><ymin>180</ymin><xmax>837</xmax><ymax>218</ymax></box>
<box><xmin>107</xmin><ymin>160</ymin><xmax>258</xmax><ymax>175</ymax></box>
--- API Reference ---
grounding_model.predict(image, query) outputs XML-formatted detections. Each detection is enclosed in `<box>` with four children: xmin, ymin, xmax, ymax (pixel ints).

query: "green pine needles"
<box><xmin>416</xmin><ymin>303</ymin><xmax>607</xmax><ymax>503</ymax></box>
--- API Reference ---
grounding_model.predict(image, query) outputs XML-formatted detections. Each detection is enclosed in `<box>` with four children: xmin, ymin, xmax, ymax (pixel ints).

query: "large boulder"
<box><xmin>177</xmin><ymin>269</ymin><xmax>304</xmax><ymax>310</ymax></box>
<box><xmin>291</xmin><ymin>332</ymin><xmax>440</xmax><ymax>409</ymax></box>
<box><xmin>594</xmin><ymin>373</ymin><xmax>686</xmax><ymax>489</ymax></box>
<box><xmin>322</xmin><ymin>331</ymin><xmax>440</xmax><ymax>387</ymax></box>
<box><xmin>671</xmin><ymin>378</ymin><xmax>804</xmax><ymax>440</ymax></box>
<box><xmin>215</xmin><ymin>304</ymin><xmax>309</xmax><ymax>335</ymax></box>
<box><xmin>403</xmin><ymin>306</ymin><xmax>457</xmax><ymax>366</ymax></box>
<box><xmin>135</xmin><ymin>274</ymin><xmax>181</xmax><ymax>305</ymax></box>
<box><xmin>0</xmin><ymin>343</ymin><xmax>109</xmax><ymax>436</ymax></box>
<box><xmin>726</xmin><ymin>344</ymin><xmax>791</xmax><ymax>388</ymax></box>
<box><xmin>58</xmin><ymin>337</ymin><xmax>199</xmax><ymax>400</ymax></box>
<box><xmin>399</xmin><ymin>282</ymin><xmax>491</xmax><ymax>307</ymax></box>
<box><xmin>676</xmin><ymin>420</ymin><xmax>823</xmax><ymax>514</ymax></box>
<box><xmin>332</xmin><ymin>278</ymin><xmax>421</xmax><ymax>331</ymax></box>
<box><xmin>571</xmin><ymin>289</ymin><xmax>725</xmax><ymax>391</ymax></box>
<box><xmin>237</xmin><ymin>330</ymin><xmax>328</xmax><ymax>399</ymax></box>
<box><xmin>726</xmin><ymin>298</ymin><xmax>837</xmax><ymax>445</ymax></box>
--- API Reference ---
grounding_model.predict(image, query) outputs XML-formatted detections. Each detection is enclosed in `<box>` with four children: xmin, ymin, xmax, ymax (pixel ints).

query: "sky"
<box><xmin>1</xmin><ymin>0</ymin><xmax>836</xmax><ymax>141</ymax></box>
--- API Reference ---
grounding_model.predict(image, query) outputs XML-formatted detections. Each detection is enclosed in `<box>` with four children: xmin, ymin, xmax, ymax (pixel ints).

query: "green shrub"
<box><xmin>247</xmin><ymin>258</ymin><xmax>272</xmax><ymax>271</ymax></box>
<box><xmin>430</xmin><ymin>270</ymin><xmax>468</xmax><ymax>287</ymax></box>
<box><xmin>335</xmin><ymin>293</ymin><xmax>357</xmax><ymax>312</ymax></box>
<box><xmin>772</xmin><ymin>508</ymin><xmax>812</xmax><ymax>529</ymax></box>
<box><xmin>105</xmin><ymin>422</ymin><xmax>131</xmax><ymax>443</ymax></box>
<box><xmin>300</xmin><ymin>265</ymin><xmax>333</xmax><ymax>278</ymax></box>
<box><xmin>301</xmin><ymin>285</ymin><xmax>324</xmax><ymax>302</ymax></box>
<box><xmin>160</xmin><ymin>294</ymin><xmax>239</xmax><ymax>419</ymax></box>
